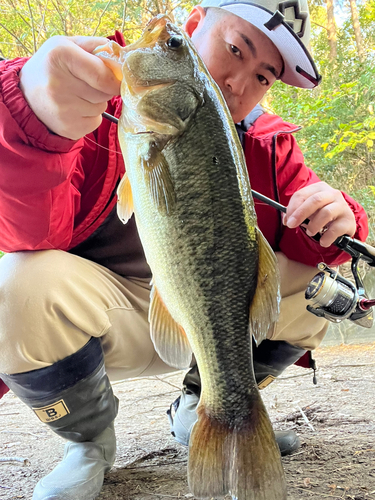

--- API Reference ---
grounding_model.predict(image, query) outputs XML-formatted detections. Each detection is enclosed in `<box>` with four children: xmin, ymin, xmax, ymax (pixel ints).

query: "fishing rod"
<box><xmin>251</xmin><ymin>189</ymin><xmax>375</xmax><ymax>268</ymax></box>
<box><xmin>250</xmin><ymin>189</ymin><xmax>375</xmax><ymax>328</ymax></box>
<box><xmin>102</xmin><ymin>111</ymin><xmax>375</xmax><ymax>327</ymax></box>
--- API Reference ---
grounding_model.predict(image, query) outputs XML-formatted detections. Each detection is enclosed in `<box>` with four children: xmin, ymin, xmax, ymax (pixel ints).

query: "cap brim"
<box><xmin>208</xmin><ymin>1</ymin><xmax>321</xmax><ymax>88</ymax></box>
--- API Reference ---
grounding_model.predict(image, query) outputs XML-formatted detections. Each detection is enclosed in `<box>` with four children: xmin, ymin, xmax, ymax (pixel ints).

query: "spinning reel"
<box><xmin>252</xmin><ymin>190</ymin><xmax>375</xmax><ymax>328</ymax></box>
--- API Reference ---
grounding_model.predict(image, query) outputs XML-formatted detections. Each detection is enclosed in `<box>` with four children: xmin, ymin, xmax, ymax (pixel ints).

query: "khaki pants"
<box><xmin>0</xmin><ymin>250</ymin><xmax>328</xmax><ymax>377</ymax></box>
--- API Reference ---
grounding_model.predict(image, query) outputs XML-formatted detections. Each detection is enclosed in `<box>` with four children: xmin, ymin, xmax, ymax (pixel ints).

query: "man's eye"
<box><xmin>257</xmin><ymin>74</ymin><xmax>269</xmax><ymax>86</ymax></box>
<box><xmin>230</xmin><ymin>45</ymin><xmax>241</xmax><ymax>56</ymax></box>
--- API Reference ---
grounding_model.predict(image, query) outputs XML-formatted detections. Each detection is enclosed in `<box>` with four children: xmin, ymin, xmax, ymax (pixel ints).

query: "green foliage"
<box><xmin>0</xmin><ymin>0</ymin><xmax>199</xmax><ymax>58</ymax></box>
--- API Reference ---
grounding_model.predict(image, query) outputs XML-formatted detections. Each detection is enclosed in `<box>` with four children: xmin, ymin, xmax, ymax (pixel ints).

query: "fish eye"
<box><xmin>167</xmin><ymin>35</ymin><xmax>183</xmax><ymax>50</ymax></box>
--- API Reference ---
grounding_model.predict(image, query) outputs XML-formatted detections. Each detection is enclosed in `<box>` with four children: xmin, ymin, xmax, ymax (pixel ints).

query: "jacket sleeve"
<box><xmin>0</xmin><ymin>57</ymin><xmax>84</xmax><ymax>252</ymax></box>
<box><xmin>276</xmin><ymin>132</ymin><xmax>369</xmax><ymax>267</ymax></box>
<box><xmin>0</xmin><ymin>380</ymin><xmax>9</xmax><ymax>399</ymax></box>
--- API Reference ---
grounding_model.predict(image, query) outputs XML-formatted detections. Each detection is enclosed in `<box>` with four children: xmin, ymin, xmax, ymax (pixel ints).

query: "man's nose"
<box><xmin>224</xmin><ymin>74</ymin><xmax>246</xmax><ymax>96</ymax></box>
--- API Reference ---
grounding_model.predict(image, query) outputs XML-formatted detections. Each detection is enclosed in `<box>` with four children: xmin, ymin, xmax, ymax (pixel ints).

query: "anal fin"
<box><xmin>250</xmin><ymin>228</ymin><xmax>281</xmax><ymax>344</ymax></box>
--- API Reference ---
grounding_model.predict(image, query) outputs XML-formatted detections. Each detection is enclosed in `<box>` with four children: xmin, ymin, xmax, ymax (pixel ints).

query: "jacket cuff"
<box><xmin>0</xmin><ymin>58</ymin><xmax>77</xmax><ymax>153</ymax></box>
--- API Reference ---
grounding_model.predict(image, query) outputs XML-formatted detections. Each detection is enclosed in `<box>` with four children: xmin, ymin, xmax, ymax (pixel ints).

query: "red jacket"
<box><xmin>244</xmin><ymin>112</ymin><xmax>368</xmax><ymax>265</ymax></box>
<box><xmin>0</xmin><ymin>50</ymin><xmax>368</xmax><ymax>399</ymax></box>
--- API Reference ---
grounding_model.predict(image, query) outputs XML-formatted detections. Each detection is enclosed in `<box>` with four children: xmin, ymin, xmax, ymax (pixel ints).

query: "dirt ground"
<box><xmin>1</xmin><ymin>343</ymin><xmax>375</xmax><ymax>500</ymax></box>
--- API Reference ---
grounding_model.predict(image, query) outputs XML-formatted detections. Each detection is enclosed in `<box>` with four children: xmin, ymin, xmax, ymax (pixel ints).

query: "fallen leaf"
<box><xmin>303</xmin><ymin>478</ymin><xmax>311</xmax><ymax>488</ymax></box>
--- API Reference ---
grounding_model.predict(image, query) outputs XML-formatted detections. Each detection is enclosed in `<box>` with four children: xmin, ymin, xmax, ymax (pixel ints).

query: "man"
<box><xmin>0</xmin><ymin>1</ymin><xmax>368</xmax><ymax>499</ymax></box>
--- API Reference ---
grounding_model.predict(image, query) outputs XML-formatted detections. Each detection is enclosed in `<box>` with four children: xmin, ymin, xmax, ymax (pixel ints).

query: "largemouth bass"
<box><xmin>96</xmin><ymin>15</ymin><xmax>286</xmax><ymax>500</ymax></box>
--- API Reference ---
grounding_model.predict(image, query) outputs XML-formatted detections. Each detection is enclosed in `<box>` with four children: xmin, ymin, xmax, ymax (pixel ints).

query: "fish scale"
<box><xmin>95</xmin><ymin>14</ymin><xmax>286</xmax><ymax>500</ymax></box>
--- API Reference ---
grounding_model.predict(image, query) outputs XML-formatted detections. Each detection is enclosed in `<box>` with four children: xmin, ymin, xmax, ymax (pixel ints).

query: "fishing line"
<box><xmin>85</xmin><ymin>133</ymin><xmax>122</xmax><ymax>155</ymax></box>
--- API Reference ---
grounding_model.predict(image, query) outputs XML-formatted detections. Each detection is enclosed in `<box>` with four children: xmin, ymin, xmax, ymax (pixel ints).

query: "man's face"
<box><xmin>185</xmin><ymin>8</ymin><xmax>284</xmax><ymax>123</ymax></box>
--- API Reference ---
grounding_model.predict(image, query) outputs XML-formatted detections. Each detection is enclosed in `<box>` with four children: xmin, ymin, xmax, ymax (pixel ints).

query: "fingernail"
<box><xmin>287</xmin><ymin>216</ymin><xmax>296</xmax><ymax>228</ymax></box>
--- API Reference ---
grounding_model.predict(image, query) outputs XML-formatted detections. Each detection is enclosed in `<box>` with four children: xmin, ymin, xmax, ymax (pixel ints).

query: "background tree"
<box><xmin>325</xmin><ymin>0</ymin><xmax>337</xmax><ymax>60</ymax></box>
<box><xmin>0</xmin><ymin>0</ymin><xmax>198</xmax><ymax>57</ymax></box>
<box><xmin>348</xmin><ymin>0</ymin><xmax>365</xmax><ymax>61</ymax></box>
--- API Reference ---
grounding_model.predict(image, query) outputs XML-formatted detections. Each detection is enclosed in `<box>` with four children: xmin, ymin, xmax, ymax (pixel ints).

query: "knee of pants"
<box><xmin>0</xmin><ymin>251</ymin><xmax>61</xmax><ymax>328</ymax></box>
<box><xmin>0</xmin><ymin>250</ymin><xmax>110</xmax><ymax>373</ymax></box>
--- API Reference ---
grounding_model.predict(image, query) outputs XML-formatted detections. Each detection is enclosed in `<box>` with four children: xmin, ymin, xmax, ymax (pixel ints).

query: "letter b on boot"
<box><xmin>33</xmin><ymin>400</ymin><xmax>70</xmax><ymax>423</ymax></box>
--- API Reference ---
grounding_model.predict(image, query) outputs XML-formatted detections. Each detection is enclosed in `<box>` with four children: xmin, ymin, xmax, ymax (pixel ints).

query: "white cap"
<box><xmin>200</xmin><ymin>0</ymin><xmax>321</xmax><ymax>88</ymax></box>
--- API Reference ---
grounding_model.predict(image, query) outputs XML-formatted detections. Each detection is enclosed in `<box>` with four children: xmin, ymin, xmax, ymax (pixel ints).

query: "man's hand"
<box><xmin>284</xmin><ymin>182</ymin><xmax>356</xmax><ymax>248</ymax></box>
<box><xmin>20</xmin><ymin>36</ymin><xmax>122</xmax><ymax>140</ymax></box>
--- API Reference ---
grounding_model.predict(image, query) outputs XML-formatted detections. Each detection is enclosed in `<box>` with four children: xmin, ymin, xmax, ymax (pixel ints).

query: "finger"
<box><xmin>50</xmin><ymin>96</ymin><xmax>107</xmax><ymax>139</ymax></box>
<box><xmin>286</xmin><ymin>190</ymin><xmax>335</xmax><ymax>228</ymax></box>
<box><xmin>70</xmin><ymin>35</ymin><xmax>111</xmax><ymax>53</ymax></box>
<box><xmin>56</xmin><ymin>96</ymin><xmax>108</xmax><ymax>121</ymax></box>
<box><xmin>319</xmin><ymin>217</ymin><xmax>355</xmax><ymax>247</ymax></box>
<box><xmin>78</xmin><ymin>99</ymin><xmax>109</xmax><ymax>117</ymax></box>
<box><xmin>60</xmin><ymin>115</ymin><xmax>104</xmax><ymax>140</ymax></box>
<box><xmin>304</xmin><ymin>203</ymin><xmax>341</xmax><ymax>237</ymax></box>
<box><xmin>45</xmin><ymin>56</ymin><xmax>115</xmax><ymax>107</ymax></box>
<box><xmin>65</xmin><ymin>77</ymin><xmax>115</xmax><ymax>104</ymax></box>
<box><xmin>63</xmin><ymin>42</ymin><xmax>121</xmax><ymax>96</ymax></box>
<box><xmin>285</xmin><ymin>182</ymin><xmax>329</xmax><ymax>222</ymax></box>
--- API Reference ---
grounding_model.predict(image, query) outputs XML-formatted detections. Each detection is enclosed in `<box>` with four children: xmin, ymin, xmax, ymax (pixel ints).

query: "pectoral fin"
<box><xmin>149</xmin><ymin>285</ymin><xmax>192</xmax><ymax>369</ymax></box>
<box><xmin>142</xmin><ymin>145</ymin><xmax>176</xmax><ymax>215</ymax></box>
<box><xmin>117</xmin><ymin>173</ymin><xmax>134</xmax><ymax>224</ymax></box>
<box><xmin>250</xmin><ymin>228</ymin><xmax>281</xmax><ymax>343</ymax></box>
<box><xmin>93</xmin><ymin>41</ymin><xmax>125</xmax><ymax>81</ymax></box>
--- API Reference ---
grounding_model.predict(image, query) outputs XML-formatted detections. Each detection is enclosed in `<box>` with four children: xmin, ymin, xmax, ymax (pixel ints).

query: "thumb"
<box><xmin>70</xmin><ymin>35</ymin><xmax>111</xmax><ymax>54</ymax></box>
<box><xmin>65</xmin><ymin>36</ymin><xmax>122</xmax><ymax>95</ymax></box>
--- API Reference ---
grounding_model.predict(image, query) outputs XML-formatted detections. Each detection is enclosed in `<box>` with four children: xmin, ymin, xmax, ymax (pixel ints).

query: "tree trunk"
<box><xmin>348</xmin><ymin>0</ymin><xmax>365</xmax><ymax>62</ymax></box>
<box><xmin>326</xmin><ymin>0</ymin><xmax>337</xmax><ymax>61</ymax></box>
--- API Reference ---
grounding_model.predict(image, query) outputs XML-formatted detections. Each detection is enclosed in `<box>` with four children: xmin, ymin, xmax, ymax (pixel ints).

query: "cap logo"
<box><xmin>264</xmin><ymin>10</ymin><xmax>284</xmax><ymax>30</ymax></box>
<box><xmin>278</xmin><ymin>0</ymin><xmax>307</xmax><ymax>37</ymax></box>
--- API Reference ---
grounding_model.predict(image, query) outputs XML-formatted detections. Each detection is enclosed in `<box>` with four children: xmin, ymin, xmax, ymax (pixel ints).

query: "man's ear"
<box><xmin>184</xmin><ymin>6</ymin><xmax>207</xmax><ymax>37</ymax></box>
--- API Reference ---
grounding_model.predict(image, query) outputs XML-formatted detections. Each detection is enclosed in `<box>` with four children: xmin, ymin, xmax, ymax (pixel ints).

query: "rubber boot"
<box><xmin>167</xmin><ymin>340</ymin><xmax>306</xmax><ymax>456</ymax></box>
<box><xmin>0</xmin><ymin>337</ymin><xmax>118</xmax><ymax>500</ymax></box>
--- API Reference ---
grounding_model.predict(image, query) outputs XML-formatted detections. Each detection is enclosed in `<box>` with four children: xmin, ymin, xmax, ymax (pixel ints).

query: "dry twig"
<box><xmin>0</xmin><ymin>456</ymin><xmax>29</xmax><ymax>465</ymax></box>
<box><xmin>296</xmin><ymin>404</ymin><xmax>316</xmax><ymax>432</ymax></box>
<box><xmin>92</xmin><ymin>0</ymin><xmax>112</xmax><ymax>36</ymax></box>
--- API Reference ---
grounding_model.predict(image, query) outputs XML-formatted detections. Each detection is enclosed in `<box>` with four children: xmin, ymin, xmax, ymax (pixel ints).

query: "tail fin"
<box><xmin>188</xmin><ymin>399</ymin><xmax>287</xmax><ymax>500</ymax></box>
